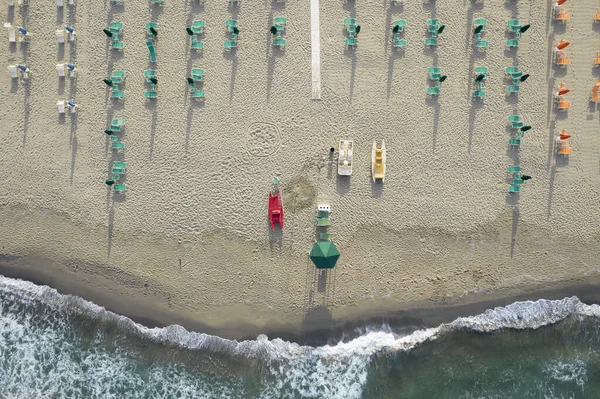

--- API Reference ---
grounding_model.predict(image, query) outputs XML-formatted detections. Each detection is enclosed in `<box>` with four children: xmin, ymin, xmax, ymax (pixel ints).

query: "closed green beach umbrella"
<box><xmin>104</xmin><ymin>129</ymin><xmax>113</xmax><ymax>135</ymax></box>
<box><xmin>475</xmin><ymin>74</ymin><xmax>485</xmax><ymax>82</ymax></box>
<box><xmin>474</xmin><ymin>25</ymin><xmax>483</xmax><ymax>35</ymax></box>
<box><xmin>437</xmin><ymin>25</ymin><xmax>445</xmax><ymax>34</ymax></box>
<box><xmin>310</xmin><ymin>241</ymin><xmax>340</xmax><ymax>269</ymax></box>
<box><xmin>150</xmin><ymin>27</ymin><xmax>158</xmax><ymax>36</ymax></box>
<box><xmin>103</xmin><ymin>29</ymin><xmax>113</xmax><ymax>38</ymax></box>
<box><xmin>187</xmin><ymin>77</ymin><xmax>194</xmax><ymax>86</ymax></box>
<box><xmin>105</xmin><ymin>179</ymin><xmax>115</xmax><ymax>186</ymax></box>
<box><xmin>520</xmin><ymin>24</ymin><xmax>530</xmax><ymax>33</ymax></box>
<box><xmin>355</xmin><ymin>25</ymin><xmax>361</xmax><ymax>35</ymax></box>
<box><xmin>521</xmin><ymin>126</ymin><xmax>532</xmax><ymax>132</ymax></box>
<box><xmin>233</xmin><ymin>27</ymin><xmax>240</xmax><ymax>35</ymax></box>
<box><xmin>103</xmin><ymin>78</ymin><xmax>113</xmax><ymax>86</ymax></box>
<box><xmin>270</xmin><ymin>26</ymin><xmax>277</xmax><ymax>35</ymax></box>
<box><xmin>521</xmin><ymin>175</ymin><xmax>532</xmax><ymax>181</ymax></box>
<box><xmin>393</xmin><ymin>25</ymin><xmax>400</xmax><ymax>33</ymax></box>
<box><xmin>520</xmin><ymin>74</ymin><xmax>530</xmax><ymax>82</ymax></box>
<box><xmin>186</xmin><ymin>27</ymin><xmax>194</xmax><ymax>36</ymax></box>
<box><xmin>439</xmin><ymin>75</ymin><xmax>447</xmax><ymax>83</ymax></box>
<box><xmin>150</xmin><ymin>77</ymin><xmax>158</xmax><ymax>85</ymax></box>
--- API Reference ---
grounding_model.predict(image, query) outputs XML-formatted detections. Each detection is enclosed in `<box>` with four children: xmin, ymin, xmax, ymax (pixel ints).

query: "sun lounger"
<box><xmin>224</xmin><ymin>40</ymin><xmax>236</xmax><ymax>49</ymax></box>
<box><xmin>512</xmin><ymin>122</ymin><xmax>524</xmax><ymax>129</ymax></box>
<box><xmin>426</xmin><ymin>87</ymin><xmax>440</xmax><ymax>96</ymax></box>
<box><xmin>146</xmin><ymin>22</ymin><xmax>158</xmax><ymax>39</ymax></box>
<box><xmin>111</xmin><ymin>90</ymin><xmax>125</xmax><ymax>99</ymax></box>
<box><xmin>146</xmin><ymin>41</ymin><xmax>156</xmax><ymax>62</ymax></box>
<box><xmin>507</xmin><ymin>85</ymin><xmax>520</xmax><ymax>93</ymax></box>
<box><xmin>112</xmin><ymin>141</ymin><xmax>125</xmax><ymax>150</ymax></box>
<box><xmin>316</xmin><ymin>218</ymin><xmax>330</xmax><ymax>227</ymax></box>
<box><xmin>192</xmin><ymin>39</ymin><xmax>204</xmax><ymax>49</ymax></box>
<box><xmin>345</xmin><ymin>38</ymin><xmax>357</xmax><ymax>46</ymax></box>
<box><xmin>225</xmin><ymin>19</ymin><xmax>238</xmax><ymax>28</ymax></box>
<box><xmin>507</xmin><ymin>115</ymin><xmax>521</xmax><ymax>123</ymax></box>
<box><xmin>393</xmin><ymin>19</ymin><xmax>407</xmax><ymax>27</ymax></box>
<box><xmin>511</xmin><ymin>71</ymin><xmax>523</xmax><ymax>80</ymax></box>
<box><xmin>558</xmin><ymin>146</ymin><xmax>572</xmax><ymax>155</ymax></box>
<box><xmin>473</xmin><ymin>90</ymin><xmax>486</xmax><ymax>98</ymax></box>
<box><xmin>554</xmin><ymin>8</ymin><xmax>570</xmax><ymax>23</ymax></box>
<box><xmin>192</xmin><ymin>20</ymin><xmax>206</xmax><ymax>29</ymax></box>
<box><xmin>393</xmin><ymin>39</ymin><xmax>407</xmax><ymax>48</ymax></box>
<box><xmin>474</xmin><ymin>18</ymin><xmax>487</xmax><ymax>26</ymax></box>
<box><xmin>192</xmin><ymin>89</ymin><xmax>205</xmax><ymax>100</ymax></box>
<box><xmin>476</xmin><ymin>40</ymin><xmax>488</xmax><ymax>49</ymax></box>
<box><xmin>7</xmin><ymin>65</ymin><xmax>18</xmax><ymax>78</ymax></box>
<box><xmin>319</xmin><ymin>232</ymin><xmax>333</xmax><ymax>241</ymax></box>
<box><xmin>507</xmin><ymin>165</ymin><xmax>521</xmax><ymax>174</ymax></box>
<box><xmin>144</xmin><ymin>91</ymin><xmax>157</xmax><ymax>99</ymax></box>
<box><xmin>557</xmin><ymin>98</ymin><xmax>570</xmax><ymax>110</ymax></box>
<box><xmin>475</xmin><ymin>66</ymin><xmax>489</xmax><ymax>76</ymax></box>
<box><xmin>111</xmin><ymin>41</ymin><xmax>124</xmax><ymax>50</ymax></box>
<box><xmin>505</xmin><ymin>67</ymin><xmax>518</xmax><ymax>75</ymax></box>
<box><xmin>508</xmin><ymin>185</ymin><xmax>521</xmax><ymax>193</ymax></box>
<box><xmin>113</xmin><ymin>184</ymin><xmax>126</xmax><ymax>193</ymax></box>
<box><xmin>512</xmin><ymin>178</ymin><xmax>524</xmax><ymax>185</ymax></box>
<box><xmin>344</xmin><ymin>18</ymin><xmax>356</xmax><ymax>25</ymax></box>
<box><xmin>274</xmin><ymin>38</ymin><xmax>286</xmax><ymax>47</ymax></box>
<box><xmin>191</xmin><ymin>68</ymin><xmax>204</xmax><ymax>81</ymax></box>
<box><xmin>426</xmin><ymin>19</ymin><xmax>439</xmax><ymax>26</ymax></box>
<box><xmin>507</xmin><ymin>19</ymin><xmax>520</xmax><ymax>30</ymax></box>
<box><xmin>506</xmin><ymin>39</ymin><xmax>519</xmax><ymax>48</ymax></box>
<box><xmin>508</xmin><ymin>138</ymin><xmax>521</xmax><ymax>146</ymax></box>
<box><xmin>425</xmin><ymin>38</ymin><xmax>437</xmax><ymax>46</ymax></box>
<box><xmin>274</xmin><ymin>16</ymin><xmax>287</xmax><ymax>25</ymax></box>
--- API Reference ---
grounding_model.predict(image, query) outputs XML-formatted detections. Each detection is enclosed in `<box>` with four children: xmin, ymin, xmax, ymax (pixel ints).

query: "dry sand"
<box><xmin>1</xmin><ymin>0</ymin><xmax>600</xmax><ymax>339</ymax></box>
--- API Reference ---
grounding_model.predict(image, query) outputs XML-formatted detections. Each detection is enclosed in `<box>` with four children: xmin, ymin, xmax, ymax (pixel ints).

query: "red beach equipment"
<box><xmin>556</xmin><ymin>40</ymin><xmax>570</xmax><ymax>50</ymax></box>
<box><xmin>268</xmin><ymin>178</ymin><xmax>284</xmax><ymax>230</ymax></box>
<box><xmin>556</xmin><ymin>0</ymin><xmax>567</xmax><ymax>5</ymax></box>
<box><xmin>557</xmin><ymin>87</ymin><xmax>570</xmax><ymax>96</ymax></box>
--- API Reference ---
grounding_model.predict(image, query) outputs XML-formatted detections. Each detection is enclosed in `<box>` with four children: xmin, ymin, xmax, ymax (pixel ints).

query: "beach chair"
<box><xmin>505</xmin><ymin>67</ymin><xmax>519</xmax><ymax>75</ymax></box>
<box><xmin>473</xmin><ymin>90</ymin><xmax>486</xmax><ymax>99</ymax></box>
<box><xmin>426</xmin><ymin>87</ymin><xmax>440</xmax><ymax>96</ymax></box>
<box><xmin>114</xmin><ymin>184</ymin><xmax>126</xmax><ymax>193</ymax></box>
<box><xmin>111</xmin><ymin>90</ymin><xmax>125</xmax><ymax>99</ymax></box>
<box><xmin>56</xmin><ymin>63</ymin><xmax>66</xmax><ymax>77</ymax></box>
<box><xmin>146</xmin><ymin>41</ymin><xmax>156</xmax><ymax>62</ymax></box>
<box><xmin>393</xmin><ymin>39</ymin><xmax>407</xmax><ymax>48</ymax></box>
<box><xmin>508</xmin><ymin>185</ymin><xmax>521</xmax><ymax>193</ymax></box>
<box><xmin>192</xmin><ymin>90</ymin><xmax>205</xmax><ymax>100</ymax></box>
<box><xmin>344</xmin><ymin>18</ymin><xmax>356</xmax><ymax>26</ymax></box>
<box><xmin>274</xmin><ymin>16</ymin><xmax>287</xmax><ymax>26</ymax></box>
<box><xmin>555</xmin><ymin>52</ymin><xmax>570</xmax><ymax>67</ymax></box>
<box><xmin>144</xmin><ymin>90</ymin><xmax>157</xmax><ymax>99</ymax></box>
<box><xmin>474</xmin><ymin>18</ymin><xmax>487</xmax><ymax>26</ymax></box>
<box><xmin>274</xmin><ymin>38</ymin><xmax>287</xmax><ymax>47</ymax></box>
<box><xmin>425</xmin><ymin>38</ymin><xmax>437</xmax><ymax>46</ymax></box>
<box><xmin>476</xmin><ymin>40</ymin><xmax>488</xmax><ymax>49</ymax></box>
<box><xmin>508</xmin><ymin>138</ymin><xmax>521</xmax><ymax>146</ymax></box>
<box><xmin>512</xmin><ymin>178</ymin><xmax>525</xmax><ymax>185</ymax></box>
<box><xmin>192</xmin><ymin>38</ymin><xmax>204</xmax><ymax>49</ymax></box>
<box><xmin>507</xmin><ymin>85</ymin><xmax>520</xmax><ymax>94</ymax></box>
<box><xmin>426</xmin><ymin>19</ymin><xmax>440</xmax><ymax>27</ymax></box>
<box><xmin>507</xmin><ymin>115</ymin><xmax>521</xmax><ymax>123</ymax></box>
<box><xmin>506</xmin><ymin>39</ymin><xmax>519</xmax><ymax>48</ymax></box>
<box><xmin>57</xmin><ymin>100</ymin><xmax>66</xmax><ymax>114</ymax></box>
<box><xmin>507</xmin><ymin>165</ymin><xmax>521</xmax><ymax>174</ymax></box>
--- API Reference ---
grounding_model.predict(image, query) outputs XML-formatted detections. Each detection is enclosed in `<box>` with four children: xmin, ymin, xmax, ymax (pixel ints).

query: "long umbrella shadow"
<box><xmin>345</xmin><ymin>47</ymin><xmax>357</xmax><ymax>103</ymax></box>
<box><xmin>22</xmin><ymin>83</ymin><xmax>30</xmax><ymax>147</ymax></box>
<box><xmin>224</xmin><ymin>50</ymin><xmax>238</xmax><ymax>102</ymax></box>
<box><xmin>70</xmin><ymin>125</ymin><xmax>78</xmax><ymax>184</ymax></box>
<box><xmin>386</xmin><ymin>48</ymin><xmax>402</xmax><ymax>102</ymax></box>
<box><xmin>467</xmin><ymin>99</ymin><xmax>482</xmax><ymax>154</ymax></box>
<box><xmin>510</xmin><ymin>206</ymin><xmax>519</xmax><ymax>258</ymax></box>
<box><xmin>547</xmin><ymin>163</ymin><xmax>557</xmax><ymax>218</ymax></box>
<box><xmin>107</xmin><ymin>205</ymin><xmax>114</xmax><ymax>257</ymax></box>
<box><xmin>426</xmin><ymin>96</ymin><xmax>440</xmax><ymax>153</ymax></box>
<box><xmin>146</xmin><ymin>101</ymin><xmax>158</xmax><ymax>159</ymax></box>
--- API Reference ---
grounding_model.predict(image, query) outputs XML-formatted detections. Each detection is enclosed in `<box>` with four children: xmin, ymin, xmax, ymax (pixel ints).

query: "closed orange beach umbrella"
<box><xmin>557</xmin><ymin>87</ymin><xmax>570</xmax><ymax>96</ymax></box>
<box><xmin>556</xmin><ymin>40</ymin><xmax>570</xmax><ymax>50</ymax></box>
<box><xmin>556</xmin><ymin>0</ymin><xmax>567</xmax><ymax>5</ymax></box>
<box><xmin>559</xmin><ymin>129</ymin><xmax>571</xmax><ymax>140</ymax></box>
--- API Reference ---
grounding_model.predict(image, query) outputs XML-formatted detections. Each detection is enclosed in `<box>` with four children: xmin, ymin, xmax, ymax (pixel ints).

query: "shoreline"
<box><xmin>2</xmin><ymin>255</ymin><xmax>600</xmax><ymax>346</ymax></box>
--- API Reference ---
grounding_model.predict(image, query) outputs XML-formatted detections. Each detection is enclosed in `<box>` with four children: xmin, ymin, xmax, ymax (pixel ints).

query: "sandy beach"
<box><xmin>1</xmin><ymin>0</ymin><xmax>600</xmax><ymax>341</ymax></box>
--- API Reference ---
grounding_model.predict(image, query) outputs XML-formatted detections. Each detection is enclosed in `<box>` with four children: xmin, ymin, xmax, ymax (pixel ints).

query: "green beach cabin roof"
<box><xmin>309</xmin><ymin>241</ymin><xmax>340</xmax><ymax>269</ymax></box>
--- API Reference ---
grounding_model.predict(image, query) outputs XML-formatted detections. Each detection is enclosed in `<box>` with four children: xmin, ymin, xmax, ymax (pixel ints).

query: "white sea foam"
<box><xmin>1</xmin><ymin>275</ymin><xmax>599</xmax><ymax>398</ymax></box>
<box><xmin>544</xmin><ymin>359</ymin><xmax>588</xmax><ymax>388</ymax></box>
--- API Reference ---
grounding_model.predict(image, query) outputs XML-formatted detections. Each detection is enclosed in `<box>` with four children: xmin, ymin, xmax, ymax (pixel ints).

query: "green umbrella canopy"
<box><xmin>310</xmin><ymin>241</ymin><xmax>340</xmax><ymax>269</ymax></box>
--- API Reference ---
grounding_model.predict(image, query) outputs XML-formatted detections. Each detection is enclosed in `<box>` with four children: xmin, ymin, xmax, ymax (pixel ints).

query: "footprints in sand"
<box><xmin>247</xmin><ymin>122</ymin><xmax>281</xmax><ymax>157</ymax></box>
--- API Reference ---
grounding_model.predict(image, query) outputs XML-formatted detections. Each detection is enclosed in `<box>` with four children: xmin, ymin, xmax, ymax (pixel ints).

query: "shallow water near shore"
<box><xmin>1</xmin><ymin>275</ymin><xmax>599</xmax><ymax>398</ymax></box>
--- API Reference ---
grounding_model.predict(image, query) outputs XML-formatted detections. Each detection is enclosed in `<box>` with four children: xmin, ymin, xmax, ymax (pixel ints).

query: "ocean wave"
<box><xmin>1</xmin><ymin>275</ymin><xmax>600</xmax><ymax>398</ymax></box>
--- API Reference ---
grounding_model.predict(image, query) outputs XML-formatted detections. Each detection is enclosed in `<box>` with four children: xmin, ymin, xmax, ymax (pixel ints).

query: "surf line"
<box><xmin>311</xmin><ymin>0</ymin><xmax>321</xmax><ymax>100</ymax></box>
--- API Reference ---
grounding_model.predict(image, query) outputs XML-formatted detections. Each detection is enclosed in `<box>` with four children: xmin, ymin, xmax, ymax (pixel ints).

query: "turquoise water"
<box><xmin>0</xmin><ymin>276</ymin><xmax>599</xmax><ymax>398</ymax></box>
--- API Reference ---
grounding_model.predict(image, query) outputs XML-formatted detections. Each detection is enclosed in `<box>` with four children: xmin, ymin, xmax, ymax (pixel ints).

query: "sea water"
<box><xmin>0</xmin><ymin>275</ymin><xmax>599</xmax><ymax>398</ymax></box>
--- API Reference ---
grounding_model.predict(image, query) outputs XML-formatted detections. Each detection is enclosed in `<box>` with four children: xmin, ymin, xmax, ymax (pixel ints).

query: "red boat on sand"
<box><xmin>269</xmin><ymin>178</ymin><xmax>284</xmax><ymax>230</ymax></box>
